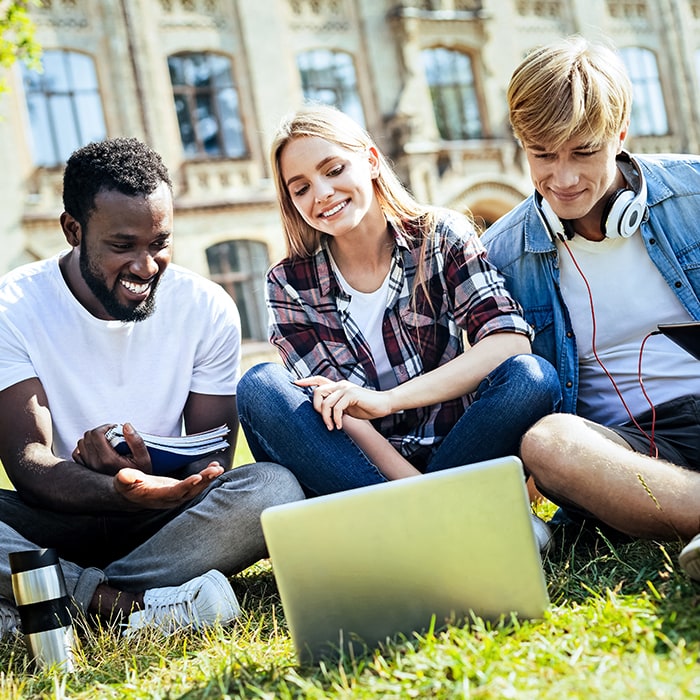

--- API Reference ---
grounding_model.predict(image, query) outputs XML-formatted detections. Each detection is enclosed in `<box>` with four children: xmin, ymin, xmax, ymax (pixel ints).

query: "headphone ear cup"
<box><xmin>601</xmin><ymin>189</ymin><xmax>634</xmax><ymax>238</ymax></box>
<box><xmin>602</xmin><ymin>188</ymin><xmax>647</xmax><ymax>238</ymax></box>
<box><xmin>602</xmin><ymin>154</ymin><xmax>648</xmax><ymax>238</ymax></box>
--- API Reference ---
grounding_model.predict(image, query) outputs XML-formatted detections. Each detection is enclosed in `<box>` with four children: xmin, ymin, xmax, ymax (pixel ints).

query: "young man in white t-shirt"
<box><xmin>482</xmin><ymin>36</ymin><xmax>700</xmax><ymax>579</ymax></box>
<box><xmin>0</xmin><ymin>138</ymin><xmax>303</xmax><ymax>639</ymax></box>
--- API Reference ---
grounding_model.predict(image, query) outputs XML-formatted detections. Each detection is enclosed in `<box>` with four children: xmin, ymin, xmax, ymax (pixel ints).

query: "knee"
<box><xmin>514</xmin><ymin>354</ymin><xmax>560</xmax><ymax>390</ymax></box>
<box><xmin>502</xmin><ymin>354</ymin><xmax>562</xmax><ymax>408</ymax></box>
<box><xmin>238</xmin><ymin>362</ymin><xmax>285</xmax><ymax>396</ymax></box>
<box><xmin>237</xmin><ymin>362</ymin><xmax>289</xmax><ymax>415</ymax></box>
<box><xmin>520</xmin><ymin>413</ymin><xmax>575</xmax><ymax>484</ymax></box>
<box><xmin>223</xmin><ymin>462</ymin><xmax>305</xmax><ymax>508</ymax></box>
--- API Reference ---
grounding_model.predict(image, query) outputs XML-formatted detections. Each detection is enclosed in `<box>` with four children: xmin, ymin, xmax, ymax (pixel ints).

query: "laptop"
<box><xmin>260</xmin><ymin>456</ymin><xmax>550</xmax><ymax>664</ymax></box>
<box><xmin>658</xmin><ymin>321</ymin><xmax>700</xmax><ymax>360</ymax></box>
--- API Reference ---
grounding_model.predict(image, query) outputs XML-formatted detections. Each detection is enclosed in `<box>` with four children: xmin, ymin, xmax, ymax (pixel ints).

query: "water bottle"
<box><xmin>9</xmin><ymin>548</ymin><xmax>75</xmax><ymax>673</ymax></box>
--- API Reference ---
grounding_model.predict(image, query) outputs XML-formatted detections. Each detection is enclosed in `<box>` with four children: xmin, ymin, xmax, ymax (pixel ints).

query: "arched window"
<box><xmin>168</xmin><ymin>53</ymin><xmax>247</xmax><ymax>158</ymax></box>
<box><xmin>206</xmin><ymin>240</ymin><xmax>269</xmax><ymax>341</ymax></box>
<box><xmin>296</xmin><ymin>49</ymin><xmax>365</xmax><ymax>126</ymax></box>
<box><xmin>421</xmin><ymin>47</ymin><xmax>482</xmax><ymax>140</ymax></box>
<box><xmin>619</xmin><ymin>47</ymin><xmax>668</xmax><ymax>137</ymax></box>
<box><xmin>22</xmin><ymin>49</ymin><xmax>106</xmax><ymax>167</ymax></box>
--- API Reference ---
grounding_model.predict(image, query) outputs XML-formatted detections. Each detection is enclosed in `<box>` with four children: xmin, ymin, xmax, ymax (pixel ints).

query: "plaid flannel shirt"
<box><xmin>267</xmin><ymin>209</ymin><xmax>533</xmax><ymax>466</ymax></box>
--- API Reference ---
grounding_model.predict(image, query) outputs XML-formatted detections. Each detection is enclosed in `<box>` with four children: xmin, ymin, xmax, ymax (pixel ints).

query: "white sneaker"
<box><xmin>530</xmin><ymin>513</ymin><xmax>553</xmax><ymax>556</ymax></box>
<box><xmin>0</xmin><ymin>597</ymin><xmax>21</xmax><ymax>638</ymax></box>
<box><xmin>679</xmin><ymin>533</ymin><xmax>700</xmax><ymax>582</ymax></box>
<box><xmin>123</xmin><ymin>569</ymin><xmax>240</xmax><ymax>637</ymax></box>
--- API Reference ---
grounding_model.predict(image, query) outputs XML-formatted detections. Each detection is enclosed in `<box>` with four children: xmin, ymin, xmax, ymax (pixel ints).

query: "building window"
<box><xmin>168</xmin><ymin>53</ymin><xmax>247</xmax><ymax>159</ymax></box>
<box><xmin>422</xmin><ymin>47</ymin><xmax>482</xmax><ymax>140</ymax></box>
<box><xmin>22</xmin><ymin>49</ymin><xmax>107</xmax><ymax>167</ymax></box>
<box><xmin>619</xmin><ymin>47</ymin><xmax>668</xmax><ymax>136</ymax></box>
<box><xmin>297</xmin><ymin>49</ymin><xmax>365</xmax><ymax>126</ymax></box>
<box><xmin>206</xmin><ymin>240</ymin><xmax>269</xmax><ymax>341</ymax></box>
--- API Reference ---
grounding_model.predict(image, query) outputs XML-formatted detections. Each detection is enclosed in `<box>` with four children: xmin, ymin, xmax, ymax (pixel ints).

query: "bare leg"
<box><xmin>520</xmin><ymin>413</ymin><xmax>700</xmax><ymax>540</ymax></box>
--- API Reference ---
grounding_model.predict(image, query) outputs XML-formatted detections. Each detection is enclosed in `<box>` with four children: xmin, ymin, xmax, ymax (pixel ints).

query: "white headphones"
<box><xmin>535</xmin><ymin>152</ymin><xmax>648</xmax><ymax>242</ymax></box>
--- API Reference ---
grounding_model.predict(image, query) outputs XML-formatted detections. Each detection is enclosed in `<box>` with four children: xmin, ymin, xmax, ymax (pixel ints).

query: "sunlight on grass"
<box><xmin>2</xmin><ymin>436</ymin><xmax>700</xmax><ymax>697</ymax></box>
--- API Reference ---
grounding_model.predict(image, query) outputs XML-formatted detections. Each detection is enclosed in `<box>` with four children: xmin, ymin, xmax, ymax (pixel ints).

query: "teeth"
<box><xmin>321</xmin><ymin>201</ymin><xmax>347</xmax><ymax>218</ymax></box>
<box><xmin>121</xmin><ymin>279</ymin><xmax>150</xmax><ymax>294</ymax></box>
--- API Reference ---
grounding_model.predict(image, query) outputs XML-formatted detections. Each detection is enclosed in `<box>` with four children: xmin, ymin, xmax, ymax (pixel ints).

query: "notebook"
<box><xmin>104</xmin><ymin>424</ymin><xmax>229</xmax><ymax>475</ymax></box>
<box><xmin>657</xmin><ymin>322</ymin><xmax>700</xmax><ymax>361</ymax></box>
<box><xmin>260</xmin><ymin>456</ymin><xmax>550</xmax><ymax>665</ymax></box>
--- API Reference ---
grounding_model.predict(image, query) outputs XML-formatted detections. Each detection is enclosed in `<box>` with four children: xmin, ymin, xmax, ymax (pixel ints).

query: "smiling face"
<box><xmin>279</xmin><ymin>135</ymin><xmax>386</xmax><ymax>242</ymax></box>
<box><xmin>61</xmin><ymin>182</ymin><xmax>173</xmax><ymax>321</ymax></box>
<box><xmin>523</xmin><ymin>131</ymin><xmax>627</xmax><ymax>239</ymax></box>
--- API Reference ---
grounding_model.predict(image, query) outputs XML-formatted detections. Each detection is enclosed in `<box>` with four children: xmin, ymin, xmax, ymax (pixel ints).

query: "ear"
<box><xmin>616</xmin><ymin>122</ymin><xmax>629</xmax><ymax>154</ymax></box>
<box><xmin>368</xmin><ymin>146</ymin><xmax>381</xmax><ymax>179</ymax></box>
<box><xmin>60</xmin><ymin>212</ymin><xmax>81</xmax><ymax>248</ymax></box>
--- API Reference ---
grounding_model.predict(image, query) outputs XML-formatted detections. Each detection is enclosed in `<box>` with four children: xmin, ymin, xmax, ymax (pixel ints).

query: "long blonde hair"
<box><xmin>270</xmin><ymin>104</ymin><xmax>435</xmax><ymax>259</ymax></box>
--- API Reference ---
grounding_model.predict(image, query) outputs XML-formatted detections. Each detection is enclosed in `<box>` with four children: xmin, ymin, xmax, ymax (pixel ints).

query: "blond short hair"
<box><xmin>507</xmin><ymin>36</ymin><xmax>632</xmax><ymax>150</ymax></box>
<box><xmin>270</xmin><ymin>104</ymin><xmax>430</xmax><ymax>259</ymax></box>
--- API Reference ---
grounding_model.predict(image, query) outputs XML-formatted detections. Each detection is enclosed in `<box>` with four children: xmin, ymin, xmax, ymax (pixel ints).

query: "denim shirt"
<box><xmin>482</xmin><ymin>153</ymin><xmax>700</xmax><ymax>414</ymax></box>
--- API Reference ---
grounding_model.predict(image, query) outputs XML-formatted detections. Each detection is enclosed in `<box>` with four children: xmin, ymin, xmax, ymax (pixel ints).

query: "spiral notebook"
<box><xmin>261</xmin><ymin>456</ymin><xmax>549</xmax><ymax>665</ymax></box>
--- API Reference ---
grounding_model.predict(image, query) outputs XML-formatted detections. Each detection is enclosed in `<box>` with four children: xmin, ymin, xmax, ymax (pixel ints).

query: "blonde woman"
<box><xmin>237</xmin><ymin>106</ymin><xmax>560</xmax><ymax>524</ymax></box>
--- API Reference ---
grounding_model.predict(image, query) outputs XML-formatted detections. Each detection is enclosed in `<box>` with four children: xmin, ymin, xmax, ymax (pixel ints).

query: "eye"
<box><xmin>152</xmin><ymin>238</ymin><xmax>172</xmax><ymax>251</ymax></box>
<box><xmin>327</xmin><ymin>164</ymin><xmax>344</xmax><ymax>177</ymax></box>
<box><xmin>292</xmin><ymin>183</ymin><xmax>309</xmax><ymax>197</ymax></box>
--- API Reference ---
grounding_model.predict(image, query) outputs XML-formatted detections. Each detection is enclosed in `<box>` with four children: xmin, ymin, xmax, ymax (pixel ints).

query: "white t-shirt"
<box><xmin>557</xmin><ymin>233</ymin><xmax>700</xmax><ymax>425</ymax></box>
<box><xmin>328</xmin><ymin>255</ymin><xmax>397</xmax><ymax>390</ymax></box>
<box><xmin>0</xmin><ymin>253</ymin><xmax>241</xmax><ymax>460</ymax></box>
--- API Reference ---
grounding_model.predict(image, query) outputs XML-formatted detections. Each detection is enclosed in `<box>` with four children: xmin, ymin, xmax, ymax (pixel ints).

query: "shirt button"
<box><xmin>675</xmin><ymin>281</ymin><xmax>682</xmax><ymax>288</ymax></box>
<box><xmin>566</xmin><ymin>381</ymin><xmax>573</xmax><ymax>388</ymax></box>
<box><xmin>566</xmin><ymin>331</ymin><xmax>573</xmax><ymax>338</ymax></box>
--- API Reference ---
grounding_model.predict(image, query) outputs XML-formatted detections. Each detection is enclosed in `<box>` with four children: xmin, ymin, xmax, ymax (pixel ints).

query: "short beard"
<box><xmin>79</xmin><ymin>238</ymin><xmax>159</xmax><ymax>322</ymax></box>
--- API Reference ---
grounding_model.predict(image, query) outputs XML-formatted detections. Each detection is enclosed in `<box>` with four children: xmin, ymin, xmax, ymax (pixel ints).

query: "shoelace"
<box><xmin>142</xmin><ymin>592</ymin><xmax>197</xmax><ymax>627</ymax></box>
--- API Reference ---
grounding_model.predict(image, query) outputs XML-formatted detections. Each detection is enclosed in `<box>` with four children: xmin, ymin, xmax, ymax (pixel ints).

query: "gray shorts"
<box><xmin>611</xmin><ymin>394</ymin><xmax>700</xmax><ymax>471</ymax></box>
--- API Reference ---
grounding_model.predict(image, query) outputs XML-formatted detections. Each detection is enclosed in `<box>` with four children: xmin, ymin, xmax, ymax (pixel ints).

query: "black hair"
<box><xmin>62</xmin><ymin>137</ymin><xmax>173</xmax><ymax>229</ymax></box>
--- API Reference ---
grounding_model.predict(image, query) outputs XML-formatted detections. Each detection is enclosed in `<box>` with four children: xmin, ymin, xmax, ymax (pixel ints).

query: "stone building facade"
<box><xmin>1</xmin><ymin>0</ymin><xmax>699</xmax><ymax>356</ymax></box>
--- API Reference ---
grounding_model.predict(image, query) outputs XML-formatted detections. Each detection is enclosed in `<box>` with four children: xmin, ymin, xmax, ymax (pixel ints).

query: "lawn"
<box><xmin>1</xmin><ymin>438</ymin><xmax>699</xmax><ymax>698</ymax></box>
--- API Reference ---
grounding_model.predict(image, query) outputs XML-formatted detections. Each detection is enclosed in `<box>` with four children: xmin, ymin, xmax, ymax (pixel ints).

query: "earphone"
<box><xmin>534</xmin><ymin>151</ymin><xmax>648</xmax><ymax>242</ymax></box>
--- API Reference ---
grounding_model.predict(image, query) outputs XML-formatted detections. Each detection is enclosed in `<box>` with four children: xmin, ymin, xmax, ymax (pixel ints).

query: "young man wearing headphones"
<box><xmin>482</xmin><ymin>36</ymin><xmax>700</xmax><ymax>578</ymax></box>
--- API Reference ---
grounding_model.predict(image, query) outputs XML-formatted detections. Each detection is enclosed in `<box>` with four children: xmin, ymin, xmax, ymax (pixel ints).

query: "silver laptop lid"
<box><xmin>261</xmin><ymin>456</ymin><xmax>549</xmax><ymax>664</ymax></box>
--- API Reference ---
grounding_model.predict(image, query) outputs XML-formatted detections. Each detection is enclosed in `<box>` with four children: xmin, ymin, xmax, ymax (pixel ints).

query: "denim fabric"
<box><xmin>482</xmin><ymin>154</ymin><xmax>700</xmax><ymax>414</ymax></box>
<box><xmin>0</xmin><ymin>463</ymin><xmax>304</xmax><ymax>613</ymax></box>
<box><xmin>237</xmin><ymin>356</ymin><xmax>561</xmax><ymax>497</ymax></box>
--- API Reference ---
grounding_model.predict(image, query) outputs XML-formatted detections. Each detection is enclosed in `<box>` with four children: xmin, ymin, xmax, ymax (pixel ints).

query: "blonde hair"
<box><xmin>270</xmin><ymin>104</ymin><xmax>434</xmax><ymax>259</ymax></box>
<box><xmin>507</xmin><ymin>36</ymin><xmax>632</xmax><ymax>150</ymax></box>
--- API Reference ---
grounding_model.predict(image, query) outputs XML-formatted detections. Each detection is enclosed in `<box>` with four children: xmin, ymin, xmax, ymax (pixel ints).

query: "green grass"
<box><xmin>2</xmin><ymin>441</ymin><xmax>700</xmax><ymax>698</ymax></box>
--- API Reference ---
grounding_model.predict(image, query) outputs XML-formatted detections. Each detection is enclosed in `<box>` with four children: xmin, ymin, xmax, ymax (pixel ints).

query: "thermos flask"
<box><xmin>9</xmin><ymin>548</ymin><xmax>75</xmax><ymax>672</ymax></box>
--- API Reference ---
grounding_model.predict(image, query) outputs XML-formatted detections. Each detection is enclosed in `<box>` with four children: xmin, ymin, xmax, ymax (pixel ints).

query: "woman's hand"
<box><xmin>295</xmin><ymin>376</ymin><xmax>393</xmax><ymax>430</ymax></box>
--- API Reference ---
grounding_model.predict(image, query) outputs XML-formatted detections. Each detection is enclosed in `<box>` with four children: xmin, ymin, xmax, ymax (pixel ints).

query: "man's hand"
<box><xmin>295</xmin><ymin>376</ymin><xmax>393</xmax><ymax>430</ymax></box>
<box><xmin>113</xmin><ymin>462</ymin><xmax>224</xmax><ymax>510</ymax></box>
<box><xmin>73</xmin><ymin>422</ymin><xmax>153</xmax><ymax>475</ymax></box>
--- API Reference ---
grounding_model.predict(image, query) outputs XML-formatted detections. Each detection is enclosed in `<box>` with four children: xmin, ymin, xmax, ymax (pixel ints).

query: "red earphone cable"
<box><xmin>559</xmin><ymin>238</ymin><xmax>658</xmax><ymax>458</ymax></box>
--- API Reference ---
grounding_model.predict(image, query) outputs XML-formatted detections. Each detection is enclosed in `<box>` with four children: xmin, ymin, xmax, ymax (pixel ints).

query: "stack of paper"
<box><xmin>104</xmin><ymin>424</ymin><xmax>230</xmax><ymax>475</ymax></box>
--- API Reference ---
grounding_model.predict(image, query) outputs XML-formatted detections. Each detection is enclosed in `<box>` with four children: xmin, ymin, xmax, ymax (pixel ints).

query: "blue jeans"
<box><xmin>0</xmin><ymin>463</ymin><xmax>304</xmax><ymax>613</ymax></box>
<box><xmin>237</xmin><ymin>356</ymin><xmax>561</xmax><ymax>497</ymax></box>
